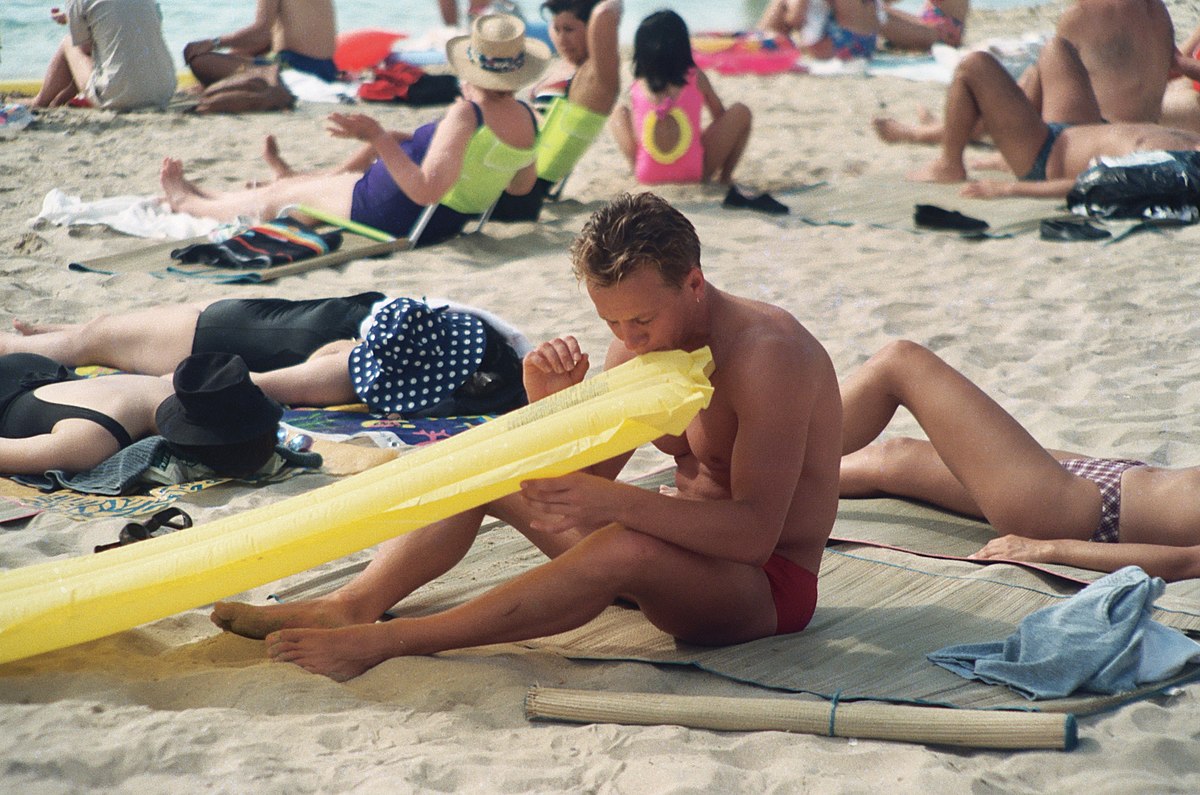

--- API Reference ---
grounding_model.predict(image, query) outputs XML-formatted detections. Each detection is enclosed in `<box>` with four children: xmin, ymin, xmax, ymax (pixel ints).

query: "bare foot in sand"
<box><xmin>263</xmin><ymin>134</ymin><xmax>295</xmax><ymax>179</ymax></box>
<box><xmin>159</xmin><ymin>157</ymin><xmax>206</xmax><ymax>211</ymax></box>
<box><xmin>266</xmin><ymin>624</ymin><xmax>395</xmax><ymax>681</ymax></box>
<box><xmin>907</xmin><ymin>158</ymin><xmax>968</xmax><ymax>183</ymax></box>
<box><xmin>211</xmin><ymin>596</ymin><xmax>373</xmax><ymax>640</ymax></box>
<box><xmin>12</xmin><ymin>319</ymin><xmax>67</xmax><ymax>336</ymax></box>
<box><xmin>873</xmin><ymin>116</ymin><xmax>916</xmax><ymax>143</ymax></box>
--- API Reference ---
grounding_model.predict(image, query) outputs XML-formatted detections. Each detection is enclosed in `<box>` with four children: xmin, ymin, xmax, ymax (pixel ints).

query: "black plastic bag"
<box><xmin>1067</xmin><ymin>150</ymin><xmax>1200</xmax><ymax>223</ymax></box>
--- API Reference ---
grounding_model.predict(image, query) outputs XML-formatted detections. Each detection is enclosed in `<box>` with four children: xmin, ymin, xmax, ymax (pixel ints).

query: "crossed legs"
<box><xmin>213</xmin><ymin>493</ymin><xmax>779</xmax><ymax>680</ymax></box>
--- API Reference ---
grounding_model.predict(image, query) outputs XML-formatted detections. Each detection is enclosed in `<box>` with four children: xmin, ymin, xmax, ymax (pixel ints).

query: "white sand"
<box><xmin>4</xmin><ymin>3</ymin><xmax>1200</xmax><ymax>790</ymax></box>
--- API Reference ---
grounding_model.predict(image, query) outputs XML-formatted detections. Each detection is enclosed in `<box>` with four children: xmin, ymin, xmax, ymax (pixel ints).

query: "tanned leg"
<box><xmin>839</xmin><ymin>340</ymin><xmax>1101</xmax><ymax>537</ymax></box>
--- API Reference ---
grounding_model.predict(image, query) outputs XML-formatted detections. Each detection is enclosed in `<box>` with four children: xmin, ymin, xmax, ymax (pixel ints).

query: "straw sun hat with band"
<box><xmin>446</xmin><ymin>13</ymin><xmax>552</xmax><ymax>92</ymax></box>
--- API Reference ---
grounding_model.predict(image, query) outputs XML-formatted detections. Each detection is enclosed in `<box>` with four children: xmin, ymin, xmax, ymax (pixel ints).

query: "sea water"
<box><xmin>1</xmin><ymin>0</ymin><xmax>1046</xmax><ymax>81</ymax></box>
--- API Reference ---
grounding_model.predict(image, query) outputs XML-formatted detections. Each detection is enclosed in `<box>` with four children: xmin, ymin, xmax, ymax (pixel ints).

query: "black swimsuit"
<box><xmin>0</xmin><ymin>353</ymin><xmax>133</xmax><ymax>448</ymax></box>
<box><xmin>193</xmin><ymin>292</ymin><xmax>386</xmax><ymax>371</ymax></box>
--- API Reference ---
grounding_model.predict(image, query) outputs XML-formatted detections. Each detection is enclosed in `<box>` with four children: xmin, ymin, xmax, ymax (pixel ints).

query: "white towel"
<box><xmin>33</xmin><ymin>189</ymin><xmax>221</xmax><ymax>239</ymax></box>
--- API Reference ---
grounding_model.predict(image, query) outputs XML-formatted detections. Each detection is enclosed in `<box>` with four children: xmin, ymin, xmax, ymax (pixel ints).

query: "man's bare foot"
<box><xmin>907</xmin><ymin>158</ymin><xmax>968</xmax><ymax>183</ymax></box>
<box><xmin>210</xmin><ymin>597</ymin><xmax>367</xmax><ymax>640</ymax></box>
<box><xmin>917</xmin><ymin>105</ymin><xmax>939</xmax><ymax>125</ymax></box>
<box><xmin>266</xmin><ymin>624</ymin><xmax>395</xmax><ymax>681</ymax></box>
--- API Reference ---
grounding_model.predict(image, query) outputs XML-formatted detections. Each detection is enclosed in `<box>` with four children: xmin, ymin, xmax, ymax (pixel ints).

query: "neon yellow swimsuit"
<box><xmin>534</xmin><ymin>96</ymin><xmax>607</xmax><ymax>183</ymax></box>
<box><xmin>440</xmin><ymin>113</ymin><xmax>538</xmax><ymax>215</ymax></box>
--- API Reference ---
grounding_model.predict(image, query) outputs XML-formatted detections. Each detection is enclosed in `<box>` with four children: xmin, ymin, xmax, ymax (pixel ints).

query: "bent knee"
<box><xmin>586</xmin><ymin>523</ymin><xmax>668</xmax><ymax>572</ymax></box>
<box><xmin>867</xmin><ymin>339</ymin><xmax>933</xmax><ymax>373</ymax></box>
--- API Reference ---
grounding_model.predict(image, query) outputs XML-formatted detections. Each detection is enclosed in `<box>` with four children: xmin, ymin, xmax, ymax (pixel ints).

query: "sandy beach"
<box><xmin>5</xmin><ymin>2</ymin><xmax>1200</xmax><ymax>791</ymax></box>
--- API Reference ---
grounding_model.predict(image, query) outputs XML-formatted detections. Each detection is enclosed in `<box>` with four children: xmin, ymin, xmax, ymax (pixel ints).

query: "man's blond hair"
<box><xmin>570</xmin><ymin>192</ymin><xmax>701</xmax><ymax>288</ymax></box>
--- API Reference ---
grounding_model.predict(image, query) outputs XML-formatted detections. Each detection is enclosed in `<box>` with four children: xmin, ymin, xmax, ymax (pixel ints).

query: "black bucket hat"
<box><xmin>156</xmin><ymin>352</ymin><xmax>283</xmax><ymax>446</ymax></box>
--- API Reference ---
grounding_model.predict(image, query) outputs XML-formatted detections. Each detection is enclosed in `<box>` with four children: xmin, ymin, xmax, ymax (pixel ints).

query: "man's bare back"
<box><xmin>1053</xmin><ymin>0</ymin><xmax>1174</xmax><ymax>123</ymax></box>
<box><xmin>271</xmin><ymin>0</ymin><xmax>337</xmax><ymax>59</ymax></box>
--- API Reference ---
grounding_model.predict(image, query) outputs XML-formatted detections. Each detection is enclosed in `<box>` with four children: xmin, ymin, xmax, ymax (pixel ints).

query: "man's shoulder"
<box><xmin>718</xmin><ymin>300</ymin><xmax>829</xmax><ymax>378</ymax></box>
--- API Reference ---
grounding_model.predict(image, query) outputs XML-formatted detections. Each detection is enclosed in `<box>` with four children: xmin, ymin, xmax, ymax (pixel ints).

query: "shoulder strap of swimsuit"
<box><xmin>67</xmin><ymin>404</ymin><xmax>134</xmax><ymax>449</ymax></box>
<box><xmin>518</xmin><ymin>100</ymin><xmax>538</xmax><ymax>130</ymax></box>
<box><xmin>468</xmin><ymin>100</ymin><xmax>484</xmax><ymax>127</ymax></box>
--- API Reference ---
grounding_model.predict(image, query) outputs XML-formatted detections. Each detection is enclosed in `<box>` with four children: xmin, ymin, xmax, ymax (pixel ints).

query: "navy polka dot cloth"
<box><xmin>348</xmin><ymin>298</ymin><xmax>488</xmax><ymax>414</ymax></box>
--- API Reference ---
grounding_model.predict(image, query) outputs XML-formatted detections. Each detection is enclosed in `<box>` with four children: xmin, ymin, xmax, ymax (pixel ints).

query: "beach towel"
<box><xmin>171</xmin><ymin>218</ymin><xmax>343</xmax><ymax>270</ymax></box>
<box><xmin>35</xmin><ymin>189</ymin><xmax>221</xmax><ymax>239</ymax></box>
<box><xmin>279</xmin><ymin>69</ymin><xmax>359</xmax><ymax>103</ymax></box>
<box><xmin>67</xmin><ymin>225</ymin><xmax>405</xmax><ymax>284</ymax></box>
<box><xmin>928</xmin><ymin>566</ymin><xmax>1200</xmax><ymax>699</ymax></box>
<box><xmin>277</xmin><ymin>510</ymin><xmax>1200</xmax><ymax>713</ymax></box>
<box><xmin>11</xmin><ymin>437</ymin><xmax>321</xmax><ymax>496</ymax></box>
<box><xmin>0</xmin><ymin>103</ymin><xmax>34</xmax><ymax>138</ymax></box>
<box><xmin>282</xmin><ymin>407</ymin><xmax>491</xmax><ymax>450</ymax></box>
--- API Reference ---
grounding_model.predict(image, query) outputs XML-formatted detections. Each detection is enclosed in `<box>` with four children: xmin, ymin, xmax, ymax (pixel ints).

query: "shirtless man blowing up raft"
<box><xmin>211</xmin><ymin>192</ymin><xmax>843</xmax><ymax>681</ymax></box>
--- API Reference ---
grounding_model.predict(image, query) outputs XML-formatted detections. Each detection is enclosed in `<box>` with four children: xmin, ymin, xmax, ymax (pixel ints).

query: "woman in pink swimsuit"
<box><xmin>609</xmin><ymin>10</ymin><xmax>752</xmax><ymax>185</ymax></box>
<box><xmin>840</xmin><ymin>340</ymin><xmax>1200</xmax><ymax>581</ymax></box>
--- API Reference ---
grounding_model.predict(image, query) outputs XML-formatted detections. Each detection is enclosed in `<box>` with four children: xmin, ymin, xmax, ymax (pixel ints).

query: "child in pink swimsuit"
<box><xmin>610</xmin><ymin>10</ymin><xmax>753</xmax><ymax>187</ymax></box>
<box><xmin>630</xmin><ymin>67</ymin><xmax>705</xmax><ymax>183</ymax></box>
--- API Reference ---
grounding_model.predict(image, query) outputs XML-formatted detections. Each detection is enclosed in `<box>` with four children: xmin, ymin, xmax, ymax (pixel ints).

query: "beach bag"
<box><xmin>359</xmin><ymin>60</ymin><xmax>460</xmax><ymax>105</ymax></box>
<box><xmin>171</xmin><ymin>217</ymin><xmax>342</xmax><ymax>270</ymax></box>
<box><xmin>193</xmin><ymin>63</ymin><xmax>296</xmax><ymax>114</ymax></box>
<box><xmin>1067</xmin><ymin>150</ymin><xmax>1200</xmax><ymax>223</ymax></box>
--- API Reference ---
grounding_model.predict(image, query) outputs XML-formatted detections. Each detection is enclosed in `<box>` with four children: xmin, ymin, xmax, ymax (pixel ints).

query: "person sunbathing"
<box><xmin>875</xmin><ymin>0</ymin><xmax>1176</xmax><ymax>146</ymax></box>
<box><xmin>758</xmin><ymin>0</ymin><xmax>884</xmax><ymax>60</ymax></box>
<box><xmin>490</xmin><ymin>0</ymin><xmax>623</xmax><ymax>220</ymax></box>
<box><xmin>162</xmin><ymin>14</ymin><xmax>548</xmax><ymax>247</ymax></box>
<box><xmin>883</xmin><ymin>36</ymin><xmax>1200</xmax><ymax>198</ymax></box>
<box><xmin>0</xmin><ymin>351</ymin><xmax>281</xmax><ymax>478</ymax></box>
<box><xmin>0</xmin><ymin>294</ymin><xmax>530</xmax><ymax>419</ymax></box>
<box><xmin>879</xmin><ymin>0</ymin><xmax>969</xmax><ymax>52</ymax></box>
<box><xmin>840</xmin><ymin>340</ymin><xmax>1200</xmax><ymax>582</ymax></box>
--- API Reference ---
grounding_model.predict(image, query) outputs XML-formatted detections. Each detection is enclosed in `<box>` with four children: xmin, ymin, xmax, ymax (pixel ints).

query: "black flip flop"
<box><xmin>914</xmin><ymin>204</ymin><xmax>989</xmax><ymax>232</ymax></box>
<box><xmin>1039</xmin><ymin>218</ymin><xmax>1111</xmax><ymax>241</ymax></box>
<box><xmin>724</xmin><ymin>186</ymin><xmax>790</xmax><ymax>215</ymax></box>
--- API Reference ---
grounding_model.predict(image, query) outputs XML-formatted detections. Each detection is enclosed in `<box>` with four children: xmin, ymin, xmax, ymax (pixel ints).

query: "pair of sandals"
<box><xmin>93</xmin><ymin>507</ymin><xmax>193</xmax><ymax>553</ymax></box>
<box><xmin>916</xmin><ymin>203</ymin><xmax>1114</xmax><ymax>241</ymax></box>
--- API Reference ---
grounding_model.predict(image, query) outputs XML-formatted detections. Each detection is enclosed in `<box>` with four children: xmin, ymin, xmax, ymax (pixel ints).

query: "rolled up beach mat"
<box><xmin>524</xmin><ymin>687</ymin><xmax>1078</xmax><ymax>751</ymax></box>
